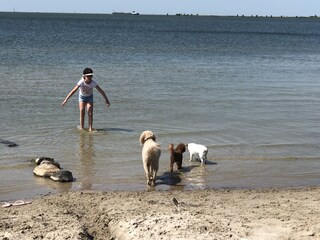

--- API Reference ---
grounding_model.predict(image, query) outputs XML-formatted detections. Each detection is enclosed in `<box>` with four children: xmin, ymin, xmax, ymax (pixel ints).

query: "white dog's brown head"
<box><xmin>139</xmin><ymin>130</ymin><xmax>156</xmax><ymax>145</ymax></box>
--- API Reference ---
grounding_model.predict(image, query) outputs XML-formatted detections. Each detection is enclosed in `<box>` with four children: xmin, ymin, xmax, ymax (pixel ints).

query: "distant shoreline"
<box><xmin>0</xmin><ymin>11</ymin><xmax>318</xmax><ymax>19</ymax></box>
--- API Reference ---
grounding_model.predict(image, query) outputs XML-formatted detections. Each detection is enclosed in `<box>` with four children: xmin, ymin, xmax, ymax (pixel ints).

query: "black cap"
<box><xmin>83</xmin><ymin>67</ymin><xmax>94</xmax><ymax>76</ymax></box>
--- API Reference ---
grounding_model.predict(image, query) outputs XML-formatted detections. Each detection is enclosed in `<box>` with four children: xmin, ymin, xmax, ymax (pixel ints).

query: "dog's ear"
<box><xmin>139</xmin><ymin>132</ymin><xmax>146</xmax><ymax>145</ymax></box>
<box><xmin>181</xmin><ymin>144</ymin><xmax>186</xmax><ymax>153</ymax></box>
<box><xmin>168</xmin><ymin>143</ymin><xmax>174</xmax><ymax>151</ymax></box>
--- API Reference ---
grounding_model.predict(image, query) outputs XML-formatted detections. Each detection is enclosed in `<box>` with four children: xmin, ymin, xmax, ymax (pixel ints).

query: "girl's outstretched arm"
<box><xmin>62</xmin><ymin>85</ymin><xmax>79</xmax><ymax>106</ymax></box>
<box><xmin>96</xmin><ymin>85</ymin><xmax>110</xmax><ymax>107</ymax></box>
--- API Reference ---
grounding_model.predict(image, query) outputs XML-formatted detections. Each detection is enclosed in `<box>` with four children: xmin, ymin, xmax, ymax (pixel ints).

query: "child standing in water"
<box><xmin>62</xmin><ymin>67</ymin><xmax>110</xmax><ymax>132</ymax></box>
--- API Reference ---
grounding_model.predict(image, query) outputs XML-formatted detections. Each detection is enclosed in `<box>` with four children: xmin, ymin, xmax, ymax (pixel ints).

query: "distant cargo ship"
<box><xmin>112</xmin><ymin>11</ymin><xmax>139</xmax><ymax>15</ymax></box>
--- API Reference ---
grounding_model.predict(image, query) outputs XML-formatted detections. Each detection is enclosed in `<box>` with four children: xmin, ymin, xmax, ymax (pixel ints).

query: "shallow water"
<box><xmin>1</xmin><ymin>13</ymin><xmax>320</xmax><ymax>201</ymax></box>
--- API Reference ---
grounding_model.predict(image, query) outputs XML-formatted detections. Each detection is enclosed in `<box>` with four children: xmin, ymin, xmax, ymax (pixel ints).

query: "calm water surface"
<box><xmin>1</xmin><ymin>13</ymin><xmax>320</xmax><ymax>201</ymax></box>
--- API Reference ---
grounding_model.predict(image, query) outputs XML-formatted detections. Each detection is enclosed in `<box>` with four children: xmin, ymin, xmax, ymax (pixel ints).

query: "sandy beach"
<box><xmin>1</xmin><ymin>187</ymin><xmax>320</xmax><ymax>240</ymax></box>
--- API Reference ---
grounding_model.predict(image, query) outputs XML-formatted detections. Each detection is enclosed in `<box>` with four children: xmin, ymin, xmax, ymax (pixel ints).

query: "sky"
<box><xmin>1</xmin><ymin>0</ymin><xmax>319</xmax><ymax>17</ymax></box>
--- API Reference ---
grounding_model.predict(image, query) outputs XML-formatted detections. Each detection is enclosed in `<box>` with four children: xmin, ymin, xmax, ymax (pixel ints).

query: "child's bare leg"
<box><xmin>79</xmin><ymin>102</ymin><xmax>86</xmax><ymax>129</ymax></box>
<box><xmin>87</xmin><ymin>102</ymin><xmax>94</xmax><ymax>132</ymax></box>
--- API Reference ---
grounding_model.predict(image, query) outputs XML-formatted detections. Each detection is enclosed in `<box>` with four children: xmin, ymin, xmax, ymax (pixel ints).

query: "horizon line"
<box><xmin>0</xmin><ymin>10</ymin><xmax>319</xmax><ymax>18</ymax></box>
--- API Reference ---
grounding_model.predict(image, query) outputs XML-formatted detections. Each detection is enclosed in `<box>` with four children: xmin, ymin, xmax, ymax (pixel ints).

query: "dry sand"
<box><xmin>1</xmin><ymin>188</ymin><xmax>320</xmax><ymax>240</ymax></box>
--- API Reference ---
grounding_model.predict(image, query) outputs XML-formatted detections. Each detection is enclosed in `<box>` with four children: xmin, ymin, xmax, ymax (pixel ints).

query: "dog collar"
<box><xmin>144</xmin><ymin>137</ymin><xmax>154</xmax><ymax>142</ymax></box>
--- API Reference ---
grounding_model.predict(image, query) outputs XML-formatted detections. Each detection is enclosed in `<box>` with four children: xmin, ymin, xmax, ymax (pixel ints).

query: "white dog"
<box><xmin>139</xmin><ymin>130</ymin><xmax>161</xmax><ymax>186</ymax></box>
<box><xmin>186</xmin><ymin>143</ymin><xmax>208</xmax><ymax>164</ymax></box>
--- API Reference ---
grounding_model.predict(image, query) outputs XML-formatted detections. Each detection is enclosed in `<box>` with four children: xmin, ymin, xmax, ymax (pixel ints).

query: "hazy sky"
<box><xmin>1</xmin><ymin>0</ymin><xmax>319</xmax><ymax>17</ymax></box>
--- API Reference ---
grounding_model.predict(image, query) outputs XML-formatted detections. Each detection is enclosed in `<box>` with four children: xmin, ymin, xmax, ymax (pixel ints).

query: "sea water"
<box><xmin>1</xmin><ymin>12</ymin><xmax>320</xmax><ymax>201</ymax></box>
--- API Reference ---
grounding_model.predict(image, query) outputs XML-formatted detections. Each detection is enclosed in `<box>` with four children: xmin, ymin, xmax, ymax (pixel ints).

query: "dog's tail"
<box><xmin>168</xmin><ymin>143</ymin><xmax>174</xmax><ymax>152</ymax></box>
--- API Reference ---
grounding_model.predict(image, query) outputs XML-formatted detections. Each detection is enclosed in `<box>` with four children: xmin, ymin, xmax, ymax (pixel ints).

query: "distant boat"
<box><xmin>112</xmin><ymin>11</ymin><xmax>139</xmax><ymax>15</ymax></box>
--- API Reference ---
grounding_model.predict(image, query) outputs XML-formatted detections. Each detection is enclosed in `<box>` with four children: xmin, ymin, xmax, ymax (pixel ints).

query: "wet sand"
<box><xmin>1</xmin><ymin>187</ymin><xmax>320</xmax><ymax>240</ymax></box>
